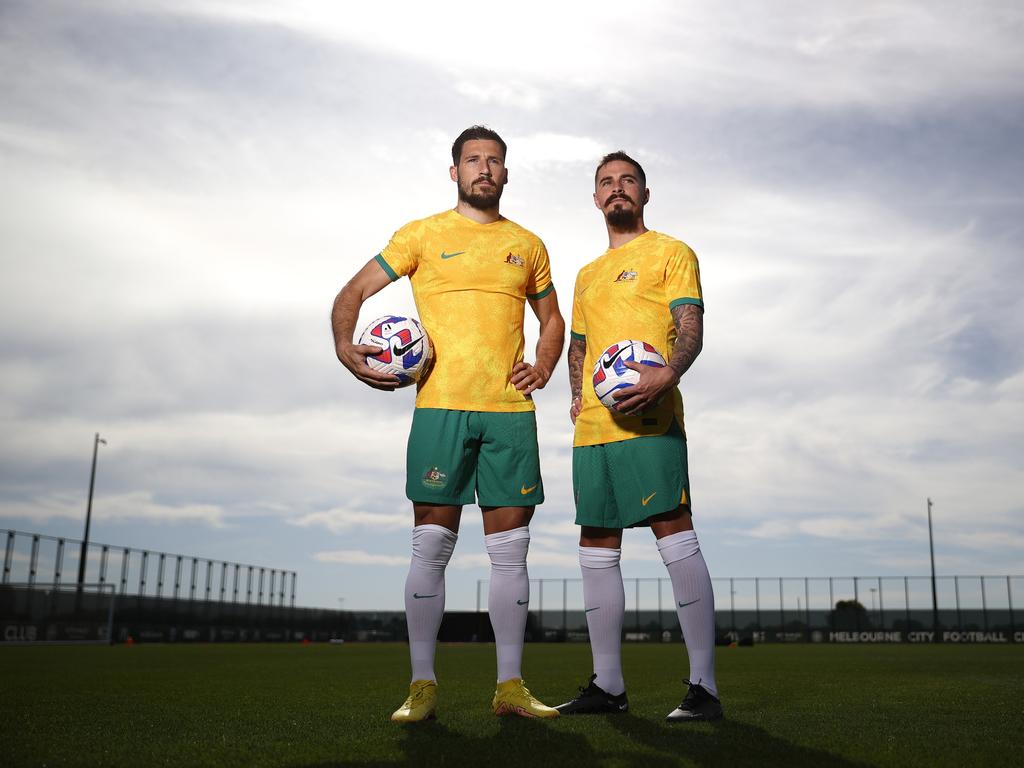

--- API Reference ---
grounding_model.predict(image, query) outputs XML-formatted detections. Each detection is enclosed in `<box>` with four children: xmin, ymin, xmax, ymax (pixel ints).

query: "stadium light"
<box><xmin>77</xmin><ymin>432</ymin><xmax>107</xmax><ymax>587</ymax></box>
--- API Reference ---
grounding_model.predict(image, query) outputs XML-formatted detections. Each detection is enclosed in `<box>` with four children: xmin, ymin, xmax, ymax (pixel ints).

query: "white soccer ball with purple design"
<box><xmin>359</xmin><ymin>315</ymin><xmax>432</xmax><ymax>387</ymax></box>
<box><xmin>592</xmin><ymin>339</ymin><xmax>667</xmax><ymax>410</ymax></box>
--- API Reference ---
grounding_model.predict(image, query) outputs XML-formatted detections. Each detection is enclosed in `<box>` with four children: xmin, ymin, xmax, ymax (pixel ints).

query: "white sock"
<box><xmin>580</xmin><ymin>546</ymin><xmax>625</xmax><ymax>696</ymax></box>
<box><xmin>485</xmin><ymin>526</ymin><xmax>530</xmax><ymax>682</ymax></box>
<box><xmin>404</xmin><ymin>524</ymin><xmax>457</xmax><ymax>683</ymax></box>
<box><xmin>658</xmin><ymin>530</ymin><xmax>718</xmax><ymax>698</ymax></box>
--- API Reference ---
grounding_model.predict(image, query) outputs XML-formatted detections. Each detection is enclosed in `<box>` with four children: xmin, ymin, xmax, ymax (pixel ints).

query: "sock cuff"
<box><xmin>656</xmin><ymin>530</ymin><xmax>699</xmax><ymax>565</ymax></box>
<box><xmin>579</xmin><ymin>546</ymin><xmax>621</xmax><ymax>569</ymax></box>
<box><xmin>484</xmin><ymin>526</ymin><xmax>530</xmax><ymax>548</ymax></box>
<box><xmin>412</xmin><ymin>524</ymin><xmax>458</xmax><ymax>567</ymax></box>
<box><xmin>413</xmin><ymin>524</ymin><xmax>458</xmax><ymax>542</ymax></box>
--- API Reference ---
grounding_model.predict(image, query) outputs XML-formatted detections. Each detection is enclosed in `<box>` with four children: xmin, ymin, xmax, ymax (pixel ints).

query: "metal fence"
<box><xmin>476</xmin><ymin>575</ymin><xmax>1023</xmax><ymax>643</ymax></box>
<box><xmin>2</xmin><ymin>529</ymin><xmax>297</xmax><ymax>608</ymax></box>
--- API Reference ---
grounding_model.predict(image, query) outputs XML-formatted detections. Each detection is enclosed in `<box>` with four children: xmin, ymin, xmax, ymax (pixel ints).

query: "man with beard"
<box><xmin>332</xmin><ymin>126</ymin><xmax>564</xmax><ymax>722</ymax></box>
<box><xmin>555</xmin><ymin>152</ymin><xmax>722</xmax><ymax>721</ymax></box>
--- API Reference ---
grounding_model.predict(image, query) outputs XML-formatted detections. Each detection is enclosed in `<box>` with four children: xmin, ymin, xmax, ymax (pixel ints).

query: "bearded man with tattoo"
<box><xmin>554</xmin><ymin>152</ymin><xmax>722</xmax><ymax>722</ymax></box>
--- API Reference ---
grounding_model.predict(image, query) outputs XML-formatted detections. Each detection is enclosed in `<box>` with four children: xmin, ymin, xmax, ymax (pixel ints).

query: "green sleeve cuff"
<box><xmin>527</xmin><ymin>283</ymin><xmax>554</xmax><ymax>301</ymax></box>
<box><xmin>669</xmin><ymin>297</ymin><xmax>704</xmax><ymax>310</ymax></box>
<box><xmin>569</xmin><ymin>330</ymin><xmax>586</xmax><ymax>341</ymax></box>
<box><xmin>374</xmin><ymin>254</ymin><xmax>399</xmax><ymax>282</ymax></box>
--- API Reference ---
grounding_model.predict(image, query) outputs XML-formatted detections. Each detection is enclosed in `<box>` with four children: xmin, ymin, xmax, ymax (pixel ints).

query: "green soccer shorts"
<box><xmin>572</xmin><ymin>421</ymin><xmax>690</xmax><ymax>529</ymax></box>
<box><xmin>406</xmin><ymin>408</ymin><xmax>544</xmax><ymax>507</ymax></box>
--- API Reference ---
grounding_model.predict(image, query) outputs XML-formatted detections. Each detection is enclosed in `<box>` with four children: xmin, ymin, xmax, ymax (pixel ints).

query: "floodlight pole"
<box><xmin>77</xmin><ymin>433</ymin><xmax>106</xmax><ymax>587</ymax></box>
<box><xmin>927</xmin><ymin>498</ymin><xmax>938</xmax><ymax>632</ymax></box>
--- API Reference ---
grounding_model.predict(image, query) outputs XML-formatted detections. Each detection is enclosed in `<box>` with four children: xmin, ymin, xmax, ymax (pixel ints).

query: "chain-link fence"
<box><xmin>476</xmin><ymin>575</ymin><xmax>1023</xmax><ymax>643</ymax></box>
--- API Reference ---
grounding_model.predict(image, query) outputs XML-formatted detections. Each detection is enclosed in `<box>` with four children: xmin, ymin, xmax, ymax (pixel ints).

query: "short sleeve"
<box><xmin>526</xmin><ymin>240</ymin><xmax>554</xmax><ymax>300</ymax></box>
<box><xmin>570</xmin><ymin>271</ymin><xmax>586</xmax><ymax>341</ymax></box>
<box><xmin>664</xmin><ymin>243</ymin><xmax>703</xmax><ymax>311</ymax></box>
<box><xmin>377</xmin><ymin>221</ymin><xmax>422</xmax><ymax>281</ymax></box>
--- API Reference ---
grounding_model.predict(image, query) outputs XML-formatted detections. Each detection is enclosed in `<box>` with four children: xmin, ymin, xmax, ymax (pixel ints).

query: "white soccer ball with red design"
<box><xmin>359</xmin><ymin>315</ymin><xmax>432</xmax><ymax>387</ymax></box>
<box><xmin>592</xmin><ymin>339</ymin><xmax>667</xmax><ymax>410</ymax></box>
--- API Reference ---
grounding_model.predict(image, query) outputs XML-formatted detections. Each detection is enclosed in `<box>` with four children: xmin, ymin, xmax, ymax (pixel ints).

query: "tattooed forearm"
<box><xmin>667</xmin><ymin>304</ymin><xmax>704</xmax><ymax>379</ymax></box>
<box><xmin>567</xmin><ymin>336</ymin><xmax>586</xmax><ymax>400</ymax></box>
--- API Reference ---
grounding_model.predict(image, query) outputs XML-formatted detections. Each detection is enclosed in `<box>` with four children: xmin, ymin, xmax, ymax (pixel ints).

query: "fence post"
<box><xmin>877</xmin><ymin>577</ymin><xmax>884</xmax><ymax>629</ymax></box>
<box><xmin>802</xmin><ymin>577</ymin><xmax>809</xmax><ymax>636</ymax></box>
<box><xmin>1008</xmin><ymin>576</ymin><xmax>1015</xmax><ymax>637</ymax></box>
<box><xmin>99</xmin><ymin>546</ymin><xmax>109</xmax><ymax>585</ymax></box>
<box><xmin>755</xmin><ymin>578</ymin><xmax>761</xmax><ymax>631</ymax></box>
<box><xmin>2</xmin><ymin>536</ymin><xmax>13</xmax><ymax>581</ymax></box>
<box><xmin>29</xmin><ymin>535</ymin><xmax>40</xmax><ymax>586</ymax></box>
<box><xmin>120</xmin><ymin>549</ymin><xmax>130</xmax><ymax>595</ymax></box>
<box><xmin>853</xmin><ymin>576</ymin><xmax>860</xmax><ymax>631</ymax></box>
<box><xmin>954</xmin><ymin>576</ymin><xmax>961</xmax><ymax>631</ymax></box>
<box><xmin>980</xmin><ymin>576</ymin><xmax>988</xmax><ymax>631</ymax></box>
<box><xmin>730</xmin><ymin>577</ymin><xmax>736</xmax><ymax>634</ymax></box>
<box><xmin>54</xmin><ymin>538</ymin><xmax>65</xmax><ymax>587</ymax></box>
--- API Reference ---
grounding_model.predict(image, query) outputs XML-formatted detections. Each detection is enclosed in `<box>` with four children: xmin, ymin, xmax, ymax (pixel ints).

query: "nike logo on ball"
<box><xmin>393</xmin><ymin>336</ymin><xmax>423</xmax><ymax>356</ymax></box>
<box><xmin>413</xmin><ymin>593</ymin><xmax>439</xmax><ymax>599</ymax></box>
<box><xmin>440</xmin><ymin>251</ymin><xmax>465</xmax><ymax>259</ymax></box>
<box><xmin>602</xmin><ymin>346</ymin><xmax>629</xmax><ymax>369</ymax></box>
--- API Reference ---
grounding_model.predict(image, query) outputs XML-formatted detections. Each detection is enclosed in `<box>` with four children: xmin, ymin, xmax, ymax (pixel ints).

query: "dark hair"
<box><xmin>595</xmin><ymin>151</ymin><xmax>646</xmax><ymax>189</ymax></box>
<box><xmin>452</xmin><ymin>126</ymin><xmax>507</xmax><ymax>165</ymax></box>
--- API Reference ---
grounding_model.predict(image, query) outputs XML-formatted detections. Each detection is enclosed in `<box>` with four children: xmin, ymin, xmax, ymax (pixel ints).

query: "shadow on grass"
<box><xmin>606</xmin><ymin>712</ymin><xmax>874</xmax><ymax>768</ymax></box>
<box><xmin>287</xmin><ymin>712</ymin><xmax>871</xmax><ymax>768</ymax></box>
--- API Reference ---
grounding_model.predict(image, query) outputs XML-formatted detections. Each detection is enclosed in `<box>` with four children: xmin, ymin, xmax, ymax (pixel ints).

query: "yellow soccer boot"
<box><xmin>492</xmin><ymin>678</ymin><xmax>559</xmax><ymax>719</ymax></box>
<box><xmin>391</xmin><ymin>679</ymin><xmax>438</xmax><ymax>723</ymax></box>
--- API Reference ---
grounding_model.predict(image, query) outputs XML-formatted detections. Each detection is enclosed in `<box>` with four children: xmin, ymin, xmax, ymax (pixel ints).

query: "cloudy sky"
<box><xmin>1</xmin><ymin>0</ymin><xmax>1021</xmax><ymax>610</ymax></box>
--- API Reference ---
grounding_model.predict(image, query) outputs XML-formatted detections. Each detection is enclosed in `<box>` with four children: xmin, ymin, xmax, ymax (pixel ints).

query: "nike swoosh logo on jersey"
<box><xmin>516</xmin><ymin>599</ymin><xmax>528</xmax><ymax>605</ymax></box>
<box><xmin>413</xmin><ymin>593</ymin><xmax>439</xmax><ymax>599</ymax></box>
<box><xmin>602</xmin><ymin>346</ymin><xmax>629</xmax><ymax>370</ymax></box>
<box><xmin>642</xmin><ymin>492</ymin><xmax>657</xmax><ymax>506</ymax></box>
<box><xmin>678</xmin><ymin>598</ymin><xmax>700</xmax><ymax>608</ymax></box>
<box><xmin>440</xmin><ymin>251</ymin><xmax>465</xmax><ymax>259</ymax></box>
<box><xmin>521</xmin><ymin>484</ymin><xmax>539</xmax><ymax>495</ymax></box>
<box><xmin>393</xmin><ymin>336</ymin><xmax>423</xmax><ymax>356</ymax></box>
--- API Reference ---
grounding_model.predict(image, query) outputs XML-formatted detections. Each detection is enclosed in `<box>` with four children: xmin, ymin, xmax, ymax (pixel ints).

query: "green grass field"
<box><xmin>2</xmin><ymin>642</ymin><xmax>1022</xmax><ymax>767</ymax></box>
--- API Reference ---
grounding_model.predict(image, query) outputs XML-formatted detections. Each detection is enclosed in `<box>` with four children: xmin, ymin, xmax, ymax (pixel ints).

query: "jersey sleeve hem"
<box><xmin>527</xmin><ymin>283</ymin><xmax>554</xmax><ymax>300</ymax></box>
<box><xmin>374</xmin><ymin>253</ymin><xmax>399</xmax><ymax>282</ymax></box>
<box><xmin>569</xmin><ymin>330</ymin><xmax>586</xmax><ymax>341</ymax></box>
<box><xmin>669</xmin><ymin>297</ymin><xmax>703</xmax><ymax>310</ymax></box>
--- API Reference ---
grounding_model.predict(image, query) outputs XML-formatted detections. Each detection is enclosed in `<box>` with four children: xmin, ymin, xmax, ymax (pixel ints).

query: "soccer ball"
<box><xmin>359</xmin><ymin>315</ymin><xmax>432</xmax><ymax>387</ymax></box>
<box><xmin>592</xmin><ymin>339</ymin><xmax>667</xmax><ymax>410</ymax></box>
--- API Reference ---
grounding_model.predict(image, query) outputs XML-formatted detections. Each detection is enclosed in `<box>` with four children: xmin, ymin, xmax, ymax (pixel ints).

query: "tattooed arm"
<box><xmin>567</xmin><ymin>335</ymin><xmax>586</xmax><ymax>423</ymax></box>
<box><xmin>613</xmin><ymin>303</ymin><xmax>704</xmax><ymax>415</ymax></box>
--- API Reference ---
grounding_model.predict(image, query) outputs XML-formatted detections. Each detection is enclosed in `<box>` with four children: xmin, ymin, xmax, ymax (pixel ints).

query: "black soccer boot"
<box><xmin>665</xmin><ymin>679</ymin><xmax>723</xmax><ymax>722</ymax></box>
<box><xmin>554</xmin><ymin>674</ymin><xmax>629</xmax><ymax>715</ymax></box>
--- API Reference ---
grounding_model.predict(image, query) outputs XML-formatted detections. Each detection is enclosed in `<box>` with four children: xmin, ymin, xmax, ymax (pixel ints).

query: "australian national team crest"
<box><xmin>615</xmin><ymin>269</ymin><xmax>638</xmax><ymax>282</ymax></box>
<box><xmin>505</xmin><ymin>252</ymin><xmax>525</xmax><ymax>267</ymax></box>
<box><xmin>422</xmin><ymin>466</ymin><xmax>448</xmax><ymax>489</ymax></box>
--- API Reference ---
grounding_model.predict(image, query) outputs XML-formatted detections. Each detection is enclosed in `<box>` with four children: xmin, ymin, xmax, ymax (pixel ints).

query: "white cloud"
<box><xmin>0</xmin><ymin>492</ymin><xmax>228</xmax><ymax>528</ymax></box>
<box><xmin>313</xmin><ymin>549</ymin><xmax>407</xmax><ymax>566</ymax></box>
<box><xmin>289</xmin><ymin>507</ymin><xmax>408</xmax><ymax>533</ymax></box>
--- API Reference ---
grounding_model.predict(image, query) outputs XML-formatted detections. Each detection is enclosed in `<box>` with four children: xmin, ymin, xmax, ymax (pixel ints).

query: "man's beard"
<box><xmin>605</xmin><ymin>202</ymin><xmax>639</xmax><ymax>228</ymax></box>
<box><xmin>458</xmin><ymin>178</ymin><xmax>502</xmax><ymax>210</ymax></box>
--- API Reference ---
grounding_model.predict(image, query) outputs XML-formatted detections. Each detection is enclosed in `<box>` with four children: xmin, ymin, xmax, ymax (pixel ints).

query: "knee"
<box><xmin>485</xmin><ymin>526</ymin><xmax>530</xmax><ymax>573</ymax></box>
<box><xmin>412</xmin><ymin>524</ymin><xmax>458</xmax><ymax>570</ymax></box>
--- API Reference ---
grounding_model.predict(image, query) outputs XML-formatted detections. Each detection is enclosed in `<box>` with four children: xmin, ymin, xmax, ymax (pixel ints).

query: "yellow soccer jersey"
<box><xmin>571</xmin><ymin>230</ymin><xmax>703</xmax><ymax>447</ymax></box>
<box><xmin>376</xmin><ymin>209</ymin><xmax>554</xmax><ymax>412</ymax></box>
